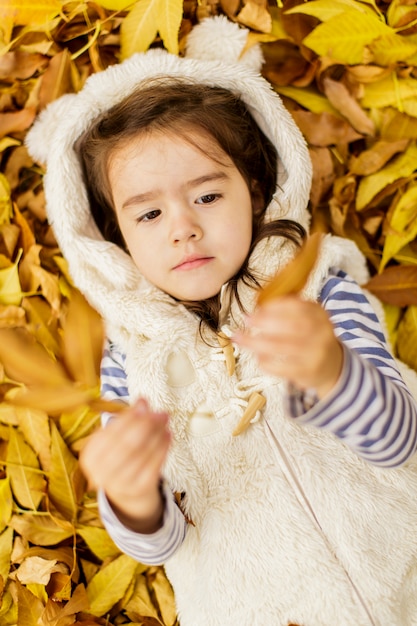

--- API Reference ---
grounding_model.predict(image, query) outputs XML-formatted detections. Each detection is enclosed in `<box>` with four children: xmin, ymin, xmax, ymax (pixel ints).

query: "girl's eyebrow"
<box><xmin>121</xmin><ymin>172</ymin><xmax>229</xmax><ymax>210</ymax></box>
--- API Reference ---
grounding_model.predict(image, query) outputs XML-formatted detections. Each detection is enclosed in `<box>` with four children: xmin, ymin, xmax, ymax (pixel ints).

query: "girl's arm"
<box><xmin>234</xmin><ymin>269</ymin><xmax>417</xmax><ymax>468</ymax></box>
<box><xmin>81</xmin><ymin>343</ymin><xmax>187</xmax><ymax>565</ymax></box>
<box><xmin>287</xmin><ymin>269</ymin><xmax>417</xmax><ymax>468</ymax></box>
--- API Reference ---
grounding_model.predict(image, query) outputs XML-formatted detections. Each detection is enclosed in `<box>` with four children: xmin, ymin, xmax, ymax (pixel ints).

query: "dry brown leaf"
<box><xmin>237</xmin><ymin>0</ymin><xmax>272</xmax><ymax>33</ymax></box>
<box><xmin>38</xmin><ymin>49</ymin><xmax>75</xmax><ymax>109</ymax></box>
<box><xmin>363</xmin><ymin>265</ymin><xmax>417</xmax><ymax>306</ymax></box>
<box><xmin>0</xmin><ymin>108</ymin><xmax>36</xmax><ymax>138</ymax></box>
<box><xmin>349</xmin><ymin>139</ymin><xmax>410</xmax><ymax>176</ymax></box>
<box><xmin>257</xmin><ymin>232</ymin><xmax>322</xmax><ymax>305</ymax></box>
<box><xmin>322</xmin><ymin>76</ymin><xmax>375</xmax><ymax>136</ymax></box>
<box><xmin>0</xmin><ymin>50</ymin><xmax>48</xmax><ymax>81</ymax></box>
<box><xmin>308</xmin><ymin>146</ymin><xmax>336</xmax><ymax>210</ymax></box>
<box><xmin>291</xmin><ymin>110</ymin><xmax>363</xmax><ymax>147</ymax></box>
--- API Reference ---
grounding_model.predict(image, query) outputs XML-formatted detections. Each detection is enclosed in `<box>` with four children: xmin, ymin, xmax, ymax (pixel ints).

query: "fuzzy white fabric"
<box><xmin>26</xmin><ymin>16</ymin><xmax>417</xmax><ymax>626</ymax></box>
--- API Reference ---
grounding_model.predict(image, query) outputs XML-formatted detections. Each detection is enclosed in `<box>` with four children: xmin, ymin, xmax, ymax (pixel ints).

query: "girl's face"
<box><xmin>107</xmin><ymin>129</ymin><xmax>254</xmax><ymax>301</ymax></box>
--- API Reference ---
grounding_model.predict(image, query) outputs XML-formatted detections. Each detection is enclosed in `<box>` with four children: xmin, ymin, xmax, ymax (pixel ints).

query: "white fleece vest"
<box><xmin>110</xmin><ymin>236</ymin><xmax>417</xmax><ymax>626</ymax></box>
<box><xmin>25</xmin><ymin>16</ymin><xmax>417</xmax><ymax>625</ymax></box>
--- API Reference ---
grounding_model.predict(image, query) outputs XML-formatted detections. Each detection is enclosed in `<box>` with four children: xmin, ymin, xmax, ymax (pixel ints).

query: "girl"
<box><xmin>27</xmin><ymin>16</ymin><xmax>417</xmax><ymax>626</ymax></box>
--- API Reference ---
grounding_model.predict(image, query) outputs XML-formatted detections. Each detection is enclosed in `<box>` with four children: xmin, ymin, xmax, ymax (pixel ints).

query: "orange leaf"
<box><xmin>257</xmin><ymin>232</ymin><xmax>322</xmax><ymax>305</ymax></box>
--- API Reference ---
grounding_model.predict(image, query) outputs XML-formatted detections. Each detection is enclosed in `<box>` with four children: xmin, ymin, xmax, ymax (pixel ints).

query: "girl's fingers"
<box><xmin>79</xmin><ymin>402</ymin><xmax>171</xmax><ymax>492</ymax></box>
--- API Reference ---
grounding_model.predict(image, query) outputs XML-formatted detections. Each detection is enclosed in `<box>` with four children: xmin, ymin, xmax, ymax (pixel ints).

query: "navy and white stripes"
<box><xmin>98</xmin><ymin>483</ymin><xmax>187</xmax><ymax>565</ymax></box>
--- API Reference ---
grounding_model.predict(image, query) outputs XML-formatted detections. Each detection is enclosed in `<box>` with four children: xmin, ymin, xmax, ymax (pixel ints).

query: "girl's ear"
<box><xmin>250</xmin><ymin>180</ymin><xmax>265</xmax><ymax>218</ymax></box>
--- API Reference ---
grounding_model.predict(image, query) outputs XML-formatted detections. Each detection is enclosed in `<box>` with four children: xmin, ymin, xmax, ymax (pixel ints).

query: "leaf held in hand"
<box><xmin>257</xmin><ymin>232</ymin><xmax>322</xmax><ymax>305</ymax></box>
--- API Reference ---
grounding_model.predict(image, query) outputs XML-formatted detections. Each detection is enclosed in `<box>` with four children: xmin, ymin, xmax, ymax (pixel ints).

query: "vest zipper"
<box><xmin>264</xmin><ymin>418</ymin><xmax>378</xmax><ymax>626</ymax></box>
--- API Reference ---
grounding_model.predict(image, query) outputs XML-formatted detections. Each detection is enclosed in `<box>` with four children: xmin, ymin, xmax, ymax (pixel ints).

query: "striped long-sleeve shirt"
<box><xmin>98</xmin><ymin>269</ymin><xmax>417</xmax><ymax>564</ymax></box>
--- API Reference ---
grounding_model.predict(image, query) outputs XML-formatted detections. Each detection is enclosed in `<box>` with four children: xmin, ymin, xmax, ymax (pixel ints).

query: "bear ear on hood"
<box><xmin>25</xmin><ymin>93</ymin><xmax>78</xmax><ymax>165</ymax></box>
<box><xmin>185</xmin><ymin>15</ymin><xmax>263</xmax><ymax>72</ymax></box>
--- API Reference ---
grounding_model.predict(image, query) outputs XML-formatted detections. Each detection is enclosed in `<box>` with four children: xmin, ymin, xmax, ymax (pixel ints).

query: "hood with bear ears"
<box><xmin>25</xmin><ymin>16</ymin><xmax>333</xmax><ymax>338</ymax></box>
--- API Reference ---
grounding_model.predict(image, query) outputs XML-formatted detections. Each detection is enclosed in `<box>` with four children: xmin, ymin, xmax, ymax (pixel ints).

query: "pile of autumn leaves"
<box><xmin>1</xmin><ymin>0</ymin><xmax>417</xmax><ymax>624</ymax></box>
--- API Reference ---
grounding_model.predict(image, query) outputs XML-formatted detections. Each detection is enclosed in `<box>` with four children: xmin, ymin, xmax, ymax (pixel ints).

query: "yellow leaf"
<box><xmin>125</xmin><ymin>573</ymin><xmax>160</xmax><ymax>621</ymax></box>
<box><xmin>0</xmin><ymin>0</ymin><xmax>63</xmax><ymax>29</ymax></box>
<box><xmin>302</xmin><ymin>11</ymin><xmax>392</xmax><ymax>64</ymax></box>
<box><xmin>381</xmin><ymin>110</ymin><xmax>417</xmax><ymax>142</ymax></box>
<box><xmin>86</xmin><ymin>553</ymin><xmax>138</xmax><ymax>616</ymax></box>
<box><xmin>0</xmin><ymin>477</ymin><xmax>13</xmax><ymax>532</ymax></box>
<box><xmin>59</xmin><ymin>406</ymin><xmax>100</xmax><ymax>446</ymax></box>
<box><xmin>95</xmin><ymin>0</ymin><xmax>135</xmax><ymax>9</ymax></box>
<box><xmin>257</xmin><ymin>233</ymin><xmax>322</xmax><ymax>305</ymax></box>
<box><xmin>380</xmin><ymin>185</ymin><xmax>417</xmax><ymax>270</ymax></box>
<box><xmin>7</xmin><ymin>427</ymin><xmax>46</xmax><ymax>510</ymax></box>
<box><xmin>15</xmin><ymin>579</ymin><xmax>44</xmax><ymax>626</ymax></box>
<box><xmin>0</xmin><ymin>137</ymin><xmax>20</xmax><ymax>152</ymax></box>
<box><xmin>10</xmin><ymin>513</ymin><xmax>74</xmax><ymax>546</ymax></box>
<box><xmin>285</xmin><ymin>0</ymin><xmax>376</xmax><ymax>22</ymax></box>
<box><xmin>120</xmin><ymin>0</ymin><xmax>158</xmax><ymax>59</ymax></box>
<box><xmin>274</xmin><ymin>86</ymin><xmax>340</xmax><ymax>116</ymax></box>
<box><xmin>156</xmin><ymin>0</ymin><xmax>182</xmax><ymax>54</ymax></box>
<box><xmin>61</xmin><ymin>289</ymin><xmax>103</xmax><ymax>388</ymax></box>
<box><xmin>368</xmin><ymin>32</ymin><xmax>417</xmax><ymax>65</ymax></box>
<box><xmin>0</xmin><ymin>251</ymin><xmax>22</xmax><ymax>306</ymax></box>
<box><xmin>0</xmin><ymin>587</ymin><xmax>17</xmax><ymax>625</ymax></box>
<box><xmin>151</xmin><ymin>567</ymin><xmax>177</xmax><ymax>626</ymax></box>
<box><xmin>15</xmin><ymin>406</ymin><xmax>51</xmax><ymax>472</ymax></box>
<box><xmin>0</xmin><ymin>327</ymin><xmax>69</xmax><ymax>387</ymax></box>
<box><xmin>0</xmin><ymin>526</ymin><xmax>13</xmax><ymax>580</ymax></box>
<box><xmin>77</xmin><ymin>526</ymin><xmax>121</xmax><ymax>561</ymax></box>
<box><xmin>22</xmin><ymin>296</ymin><xmax>60</xmax><ymax>358</ymax></box>
<box><xmin>0</xmin><ymin>303</ymin><xmax>25</xmax><ymax>328</ymax></box>
<box><xmin>397</xmin><ymin>306</ymin><xmax>417</xmax><ymax>371</ymax></box>
<box><xmin>382</xmin><ymin>302</ymin><xmax>401</xmax><ymax>351</ymax></box>
<box><xmin>49</xmin><ymin>422</ymin><xmax>84</xmax><ymax>521</ymax></box>
<box><xmin>356</xmin><ymin>142</ymin><xmax>417</xmax><ymax>211</ymax></box>
<box><xmin>403</xmin><ymin>98</ymin><xmax>417</xmax><ymax>119</ymax></box>
<box><xmin>0</xmin><ymin>173</ymin><xmax>12</xmax><ymax>225</ymax></box>
<box><xmin>29</xmin><ymin>264</ymin><xmax>61</xmax><ymax>314</ymax></box>
<box><xmin>361</xmin><ymin>76</ymin><xmax>417</xmax><ymax>109</ymax></box>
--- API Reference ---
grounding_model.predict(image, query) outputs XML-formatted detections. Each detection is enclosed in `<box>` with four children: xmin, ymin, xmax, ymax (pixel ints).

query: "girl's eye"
<box><xmin>137</xmin><ymin>209</ymin><xmax>161</xmax><ymax>223</ymax></box>
<box><xmin>196</xmin><ymin>194</ymin><xmax>219</xmax><ymax>205</ymax></box>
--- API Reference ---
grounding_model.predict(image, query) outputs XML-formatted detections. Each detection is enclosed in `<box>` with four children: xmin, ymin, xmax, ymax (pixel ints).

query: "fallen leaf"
<box><xmin>0</xmin><ymin>108</ymin><xmax>36</xmax><ymax>138</ymax></box>
<box><xmin>10</xmin><ymin>513</ymin><xmax>74</xmax><ymax>546</ymax></box>
<box><xmin>0</xmin><ymin>478</ymin><xmax>13</xmax><ymax>532</ymax></box>
<box><xmin>120</xmin><ymin>0</ymin><xmax>159</xmax><ymax>59</ymax></box>
<box><xmin>302</xmin><ymin>10</ymin><xmax>391</xmax><ymax>64</ymax></box>
<box><xmin>86</xmin><ymin>553</ymin><xmax>138</xmax><ymax>616</ymax></box>
<box><xmin>48</xmin><ymin>422</ymin><xmax>84</xmax><ymax>522</ymax></box>
<box><xmin>322</xmin><ymin>76</ymin><xmax>375</xmax><ymax>135</ymax></box>
<box><xmin>6</xmin><ymin>427</ymin><xmax>46</xmax><ymax>510</ymax></box>
<box><xmin>237</xmin><ymin>0</ymin><xmax>272</xmax><ymax>33</ymax></box>
<box><xmin>349</xmin><ymin>139</ymin><xmax>409</xmax><ymax>176</ymax></box>
<box><xmin>397</xmin><ymin>306</ymin><xmax>417</xmax><ymax>371</ymax></box>
<box><xmin>15</xmin><ymin>579</ymin><xmax>44</xmax><ymax>625</ymax></box>
<box><xmin>363</xmin><ymin>265</ymin><xmax>417</xmax><ymax>306</ymax></box>
<box><xmin>380</xmin><ymin>184</ymin><xmax>417</xmax><ymax>270</ymax></box>
<box><xmin>356</xmin><ymin>142</ymin><xmax>417</xmax><ymax>211</ymax></box>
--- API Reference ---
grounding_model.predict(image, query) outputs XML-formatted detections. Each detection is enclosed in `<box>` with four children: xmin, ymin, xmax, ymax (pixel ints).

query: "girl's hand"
<box><xmin>79</xmin><ymin>398</ymin><xmax>171</xmax><ymax>533</ymax></box>
<box><xmin>234</xmin><ymin>296</ymin><xmax>343</xmax><ymax>399</ymax></box>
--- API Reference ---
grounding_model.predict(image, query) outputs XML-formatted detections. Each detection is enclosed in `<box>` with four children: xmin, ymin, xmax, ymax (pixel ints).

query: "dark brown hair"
<box><xmin>76</xmin><ymin>78</ymin><xmax>305</xmax><ymax>333</ymax></box>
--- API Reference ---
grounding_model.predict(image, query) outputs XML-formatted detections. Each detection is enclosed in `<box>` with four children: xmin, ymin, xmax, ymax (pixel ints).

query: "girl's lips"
<box><xmin>173</xmin><ymin>257</ymin><xmax>213</xmax><ymax>271</ymax></box>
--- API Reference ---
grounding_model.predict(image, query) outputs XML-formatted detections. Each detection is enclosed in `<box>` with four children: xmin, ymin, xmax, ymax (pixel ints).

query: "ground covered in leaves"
<box><xmin>1</xmin><ymin>0</ymin><xmax>417</xmax><ymax>624</ymax></box>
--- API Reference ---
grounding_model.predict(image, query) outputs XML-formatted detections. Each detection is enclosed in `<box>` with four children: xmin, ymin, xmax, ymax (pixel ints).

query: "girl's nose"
<box><xmin>170</xmin><ymin>211</ymin><xmax>203</xmax><ymax>244</ymax></box>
